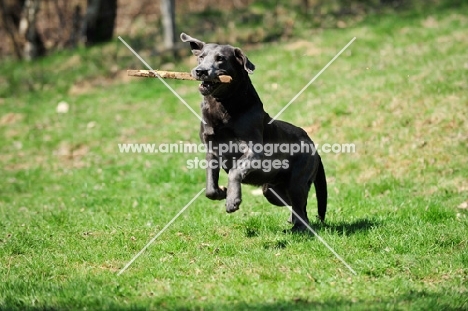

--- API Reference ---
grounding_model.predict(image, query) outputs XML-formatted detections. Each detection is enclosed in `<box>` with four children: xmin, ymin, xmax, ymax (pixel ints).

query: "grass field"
<box><xmin>1</xmin><ymin>3</ymin><xmax>467</xmax><ymax>311</ymax></box>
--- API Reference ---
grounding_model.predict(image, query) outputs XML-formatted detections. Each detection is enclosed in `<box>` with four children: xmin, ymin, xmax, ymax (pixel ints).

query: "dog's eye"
<box><xmin>215</xmin><ymin>55</ymin><xmax>225</xmax><ymax>62</ymax></box>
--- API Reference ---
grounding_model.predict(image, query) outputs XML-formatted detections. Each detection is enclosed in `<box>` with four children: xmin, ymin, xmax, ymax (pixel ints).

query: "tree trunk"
<box><xmin>82</xmin><ymin>0</ymin><xmax>117</xmax><ymax>46</ymax></box>
<box><xmin>18</xmin><ymin>0</ymin><xmax>45</xmax><ymax>60</ymax></box>
<box><xmin>0</xmin><ymin>0</ymin><xmax>24</xmax><ymax>58</ymax></box>
<box><xmin>67</xmin><ymin>5</ymin><xmax>82</xmax><ymax>48</ymax></box>
<box><xmin>160</xmin><ymin>0</ymin><xmax>176</xmax><ymax>51</ymax></box>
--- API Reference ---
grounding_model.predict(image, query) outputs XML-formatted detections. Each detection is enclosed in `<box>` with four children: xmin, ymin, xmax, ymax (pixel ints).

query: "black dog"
<box><xmin>181</xmin><ymin>33</ymin><xmax>327</xmax><ymax>231</ymax></box>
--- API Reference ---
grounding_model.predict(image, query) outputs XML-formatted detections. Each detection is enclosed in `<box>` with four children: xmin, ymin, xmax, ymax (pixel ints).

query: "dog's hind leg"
<box><xmin>263</xmin><ymin>184</ymin><xmax>294</xmax><ymax>223</ymax></box>
<box><xmin>262</xmin><ymin>184</ymin><xmax>290</xmax><ymax>206</ymax></box>
<box><xmin>287</xmin><ymin>185</ymin><xmax>311</xmax><ymax>232</ymax></box>
<box><xmin>264</xmin><ymin>181</ymin><xmax>313</xmax><ymax>230</ymax></box>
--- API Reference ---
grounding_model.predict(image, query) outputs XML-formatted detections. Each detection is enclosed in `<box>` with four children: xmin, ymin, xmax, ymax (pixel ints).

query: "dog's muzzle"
<box><xmin>199</xmin><ymin>80</ymin><xmax>222</xmax><ymax>95</ymax></box>
<box><xmin>192</xmin><ymin>69</ymin><xmax>225</xmax><ymax>96</ymax></box>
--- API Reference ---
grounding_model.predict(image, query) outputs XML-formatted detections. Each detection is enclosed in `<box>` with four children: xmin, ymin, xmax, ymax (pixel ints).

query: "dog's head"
<box><xmin>180</xmin><ymin>33</ymin><xmax>255</xmax><ymax>96</ymax></box>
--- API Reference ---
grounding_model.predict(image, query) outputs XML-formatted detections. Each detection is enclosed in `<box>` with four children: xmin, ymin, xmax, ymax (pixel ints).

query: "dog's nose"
<box><xmin>195</xmin><ymin>69</ymin><xmax>208</xmax><ymax>77</ymax></box>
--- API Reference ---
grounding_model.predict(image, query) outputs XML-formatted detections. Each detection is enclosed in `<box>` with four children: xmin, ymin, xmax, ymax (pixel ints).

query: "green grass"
<box><xmin>1</xmin><ymin>4</ymin><xmax>468</xmax><ymax>311</ymax></box>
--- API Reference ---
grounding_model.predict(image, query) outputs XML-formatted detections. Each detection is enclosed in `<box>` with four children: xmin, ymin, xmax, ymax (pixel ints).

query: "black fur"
<box><xmin>181</xmin><ymin>33</ymin><xmax>328</xmax><ymax>230</ymax></box>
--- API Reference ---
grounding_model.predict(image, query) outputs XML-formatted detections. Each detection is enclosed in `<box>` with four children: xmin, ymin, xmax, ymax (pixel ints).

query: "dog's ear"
<box><xmin>234</xmin><ymin>48</ymin><xmax>255</xmax><ymax>74</ymax></box>
<box><xmin>180</xmin><ymin>33</ymin><xmax>205</xmax><ymax>56</ymax></box>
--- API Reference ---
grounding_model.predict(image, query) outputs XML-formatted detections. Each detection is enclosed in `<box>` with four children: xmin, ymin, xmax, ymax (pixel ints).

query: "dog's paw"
<box><xmin>284</xmin><ymin>224</ymin><xmax>309</xmax><ymax>234</ymax></box>
<box><xmin>205</xmin><ymin>186</ymin><xmax>227</xmax><ymax>200</ymax></box>
<box><xmin>225</xmin><ymin>198</ymin><xmax>241</xmax><ymax>213</ymax></box>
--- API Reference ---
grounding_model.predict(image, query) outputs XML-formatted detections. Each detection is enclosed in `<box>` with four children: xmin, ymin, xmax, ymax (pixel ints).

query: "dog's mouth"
<box><xmin>199</xmin><ymin>80</ymin><xmax>222</xmax><ymax>96</ymax></box>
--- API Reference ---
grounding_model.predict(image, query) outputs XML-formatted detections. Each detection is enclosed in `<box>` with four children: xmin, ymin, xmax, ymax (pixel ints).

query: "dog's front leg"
<box><xmin>205</xmin><ymin>151</ymin><xmax>227</xmax><ymax>200</ymax></box>
<box><xmin>225</xmin><ymin>146</ymin><xmax>261</xmax><ymax>213</ymax></box>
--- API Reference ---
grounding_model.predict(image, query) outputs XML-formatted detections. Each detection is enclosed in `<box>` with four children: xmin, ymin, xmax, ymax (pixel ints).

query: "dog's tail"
<box><xmin>314</xmin><ymin>157</ymin><xmax>327</xmax><ymax>222</ymax></box>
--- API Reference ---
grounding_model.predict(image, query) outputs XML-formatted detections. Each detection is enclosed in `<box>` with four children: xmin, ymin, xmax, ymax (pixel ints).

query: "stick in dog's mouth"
<box><xmin>127</xmin><ymin>70</ymin><xmax>232</xmax><ymax>83</ymax></box>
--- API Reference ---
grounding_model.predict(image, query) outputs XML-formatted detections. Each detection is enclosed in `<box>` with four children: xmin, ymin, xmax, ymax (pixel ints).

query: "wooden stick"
<box><xmin>127</xmin><ymin>70</ymin><xmax>232</xmax><ymax>83</ymax></box>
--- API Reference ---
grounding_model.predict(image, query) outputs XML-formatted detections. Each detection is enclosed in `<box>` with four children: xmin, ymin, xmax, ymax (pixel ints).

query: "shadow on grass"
<box><xmin>1</xmin><ymin>290</ymin><xmax>464</xmax><ymax>310</ymax></box>
<box><xmin>281</xmin><ymin>218</ymin><xmax>381</xmax><ymax>237</ymax></box>
<box><xmin>241</xmin><ymin>217</ymin><xmax>380</xmax><ymax>238</ymax></box>
<box><xmin>324</xmin><ymin>218</ymin><xmax>381</xmax><ymax>236</ymax></box>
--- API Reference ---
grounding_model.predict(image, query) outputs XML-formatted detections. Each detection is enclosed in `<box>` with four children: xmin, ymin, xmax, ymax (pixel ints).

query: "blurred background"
<box><xmin>1</xmin><ymin>0</ymin><xmax>464</xmax><ymax>99</ymax></box>
<box><xmin>1</xmin><ymin>0</ymin><xmax>463</xmax><ymax>60</ymax></box>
